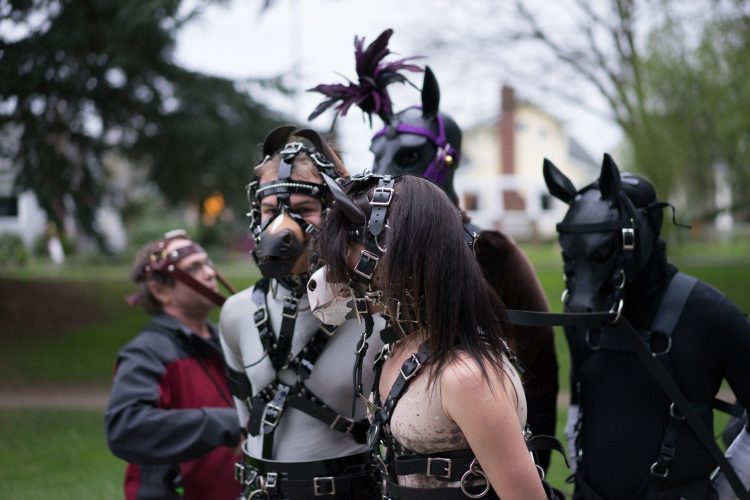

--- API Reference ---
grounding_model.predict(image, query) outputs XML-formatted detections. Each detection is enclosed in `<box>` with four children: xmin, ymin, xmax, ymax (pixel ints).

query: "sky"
<box><xmin>175</xmin><ymin>0</ymin><xmax>622</xmax><ymax>172</ymax></box>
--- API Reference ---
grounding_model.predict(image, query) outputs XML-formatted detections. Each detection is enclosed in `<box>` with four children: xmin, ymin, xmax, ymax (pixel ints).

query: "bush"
<box><xmin>0</xmin><ymin>233</ymin><xmax>29</xmax><ymax>267</ymax></box>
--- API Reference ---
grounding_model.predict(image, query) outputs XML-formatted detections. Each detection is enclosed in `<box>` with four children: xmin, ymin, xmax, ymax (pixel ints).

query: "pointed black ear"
<box><xmin>543</xmin><ymin>158</ymin><xmax>577</xmax><ymax>204</ymax></box>
<box><xmin>262</xmin><ymin>125</ymin><xmax>297</xmax><ymax>158</ymax></box>
<box><xmin>322</xmin><ymin>174</ymin><xmax>367</xmax><ymax>225</ymax></box>
<box><xmin>599</xmin><ymin>153</ymin><xmax>621</xmax><ymax>200</ymax></box>
<box><xmin>421</xmin><ymin>66</ymin><xmax>440</xmax><ymax>118</ymax></box>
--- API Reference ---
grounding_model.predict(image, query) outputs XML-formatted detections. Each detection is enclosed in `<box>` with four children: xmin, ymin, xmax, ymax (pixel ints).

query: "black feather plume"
<box><xmin>307</xmin><ymin>28</ymin><xmax>422</xmax><ymax>126</ymax></box>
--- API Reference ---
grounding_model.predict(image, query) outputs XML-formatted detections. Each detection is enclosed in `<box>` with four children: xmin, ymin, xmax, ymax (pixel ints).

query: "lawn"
<box><xmin>0</xmin><ymin>238</ymin><xmax>747</xmax><ymax>497</ymax></box>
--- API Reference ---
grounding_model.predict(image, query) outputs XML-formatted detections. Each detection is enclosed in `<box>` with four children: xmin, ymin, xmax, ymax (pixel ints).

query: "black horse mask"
<box><xmin>544</xmin><ymin>154</ymin><xmax>667</xmax><ymax>315</ymax></box>
<box><xmin>370</xmin><ymin>67</ymin><xmax>462</xmax><ymax>203</ymax></box>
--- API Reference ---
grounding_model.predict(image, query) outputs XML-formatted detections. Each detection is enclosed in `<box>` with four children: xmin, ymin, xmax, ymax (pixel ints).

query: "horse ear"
<box><xmin>543</xmin><ymin>158</ymin><xmax>577</xmax><ymax>204</ymax></box>
<box><xmin>262</xmin><ymin>125</ymin><xmax>297</xmax><ymax>157</ymax></box>
<box><xmin>599</xmin><ymin>153</ymin><xmax>621</xmax><ymax>200</ymax></box>
<box><xmin>421</xmin><ymin>66</ymin><xmax>440</xmax><ymax>118</ymax></box>
<box><xmin>321</xmin><ymin>174</ymin><xmax>367</xmax><ymax>225</ymax></box>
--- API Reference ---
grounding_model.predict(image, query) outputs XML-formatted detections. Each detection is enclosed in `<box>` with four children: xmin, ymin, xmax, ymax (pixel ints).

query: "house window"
<box><xmin>540</xmin><ymin>193</ymin><xmax>552</xmax><ymax>211</ymax></box>
<box><xmin>0</xmin><ymin>196</ymin><xmax>18</xmax><ymax>217</ymax></box>
<box><xmin>503</xmin><ymin>190</ymin><xmax>525</xmax><ymax>211</ymax></box>
<box><xmin>464</xmin><ymin>192</ymin><xmax>479</xmax><ymax>211</ymax></box>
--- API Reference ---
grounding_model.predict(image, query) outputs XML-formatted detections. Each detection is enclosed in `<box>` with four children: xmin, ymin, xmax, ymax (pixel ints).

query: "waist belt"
<box><xmin>243</xmin><ymin>450</ymin><xmax>373</xmax><ymax>479</ymax></box>
<box><xmin>235</xmin><ymin>451</ymin><xmax>376</xmax><ymax>499</ymax></box>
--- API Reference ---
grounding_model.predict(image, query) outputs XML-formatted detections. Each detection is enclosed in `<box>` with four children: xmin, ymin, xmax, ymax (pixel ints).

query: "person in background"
<box><xmin>105</xmin><ymin>229</ymin><xmax>241</xmax><ymax>500</ymax></box>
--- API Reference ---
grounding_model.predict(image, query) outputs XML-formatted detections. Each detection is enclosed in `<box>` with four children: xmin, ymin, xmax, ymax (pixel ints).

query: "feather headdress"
<box><xmin>307</xmin><ymin>28</ymin><xmax>423</xmax><ymax>126</ymax></box>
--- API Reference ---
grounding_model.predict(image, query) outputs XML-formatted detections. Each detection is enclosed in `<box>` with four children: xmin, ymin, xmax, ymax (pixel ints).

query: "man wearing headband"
<box><xmin>105</xmin><ymin>230</ymin><xmax>241</xmax><ymax>500</ymax></box>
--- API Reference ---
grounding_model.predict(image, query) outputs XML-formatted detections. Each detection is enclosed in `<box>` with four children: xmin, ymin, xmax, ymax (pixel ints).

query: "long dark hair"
<box><xmin>314</xmin><ymin>174</ymin><xmax>513</xmax><ymax>386</ymax></box>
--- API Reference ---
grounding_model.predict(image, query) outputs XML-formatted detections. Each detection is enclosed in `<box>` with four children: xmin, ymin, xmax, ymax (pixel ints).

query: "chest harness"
<box><xmin>322</xmin><ymin>172</ymin><xmax>566</xmax><ymax>499</ymax></box>
<box><xmin>230</xmin><ymin>128</ymin><xmax>378</xmax><ymax>498</ymax></box>
<box><xmin>507</xmin><ymin>257</ymin><xmax>748</xmax><ymax>498</ymax></box>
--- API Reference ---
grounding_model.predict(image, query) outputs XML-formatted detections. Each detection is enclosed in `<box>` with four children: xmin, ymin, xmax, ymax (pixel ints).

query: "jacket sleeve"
<box><xmin>104</xmin><ymin>333</ymin><xmax>240</xmax><ymax>464</ymax></box>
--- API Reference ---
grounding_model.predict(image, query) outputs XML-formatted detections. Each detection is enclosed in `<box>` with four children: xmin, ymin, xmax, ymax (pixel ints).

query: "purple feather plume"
<box><xmin>308</xmin><ymin>28</ymin><xmax>423</xmax><ymax>125</ymax></box>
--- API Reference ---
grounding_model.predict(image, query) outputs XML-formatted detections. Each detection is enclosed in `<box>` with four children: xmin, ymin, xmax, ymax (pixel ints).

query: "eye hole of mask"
<box><xmin>591</xmin><ymin>237</ymin><xmax>617</xmax><ymax>263</ymax></box>
<box><xmin>394</xmin><ymin>148</ymin><xmax>422</xmax><ymax>168</ymax></box>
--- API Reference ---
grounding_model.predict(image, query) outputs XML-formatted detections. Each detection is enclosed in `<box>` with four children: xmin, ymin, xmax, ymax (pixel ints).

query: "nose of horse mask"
<box><xmin>253</xmin><ymin>213</ymin><xmax>307</xmax><ymax>278</ymax></box>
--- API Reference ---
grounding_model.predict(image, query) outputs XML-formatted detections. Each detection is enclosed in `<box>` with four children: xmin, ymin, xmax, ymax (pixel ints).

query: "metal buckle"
<box><xmin>265</xmin><ymin>471</ymin><xmax>278</xmax><ymax>491</ymax></box>
<box><xmin>330</xmin><ymin>414</ymin><xmax>355</xmax><ymax>433</ymax></box>
<box><xmin>313</xmin><ymin>476</ymin><xmax>336</xmax><ymax>496</ymax></box>
<box><xmin>399</xmin><ymin>354</ymin><xmax>422</xmax><ymax>380</ymax></box>
<box><xmin>354</xmin><ymin>250</ymin><xmax>379</xmax><ymax>280</ymax></box>
<box><xmin>254</xmin><ymin>305</ymin><xmax>268</xmax><ymax>327</ymax></box>
<box><xmin>622</xmin><ymin>227</ymin><xmax>635</xmax><ymax>250</ymax></box>
<box><xmin>282</xmin><ymin>296</ymin><xmax>299</xmax><ymax>319</ymax></box>
<box><xmin>370</xmin><ymin>187</ymin><xmax>394</xmax><ymax>206</ymax></box>
<box><xmin>234</xmin><ymin>462</ymin><xmax>245</xmax><ymax>483</ymax></box>
<box><xmin>427</xmin><ymin>457</ymin><xmax>452</xmax><ymax>478</ymax></box>
<box><xmin>261</xmin><ymin>402</ymin><xmax>284</xmax><ymax>429</ymax></box>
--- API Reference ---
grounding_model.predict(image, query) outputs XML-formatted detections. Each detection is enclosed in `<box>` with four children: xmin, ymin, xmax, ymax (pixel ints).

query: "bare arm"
<box><xmin>441</xmin><ymin>354</ymin><xmax>546</xmax><ymax>500</ymax></box>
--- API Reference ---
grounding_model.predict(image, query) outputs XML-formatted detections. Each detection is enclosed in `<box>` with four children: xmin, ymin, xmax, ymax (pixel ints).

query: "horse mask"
<box><xmin>544</xmin><ymin>154</ymin><xmax>666</xmax><ymax>316</ymax></box>
<box><xmin>308</xmin><ymin>29</ymin><xmax>461</xmax><ymax>202</ymax></box>
<box><xmin>370</xmin><ymin>67</ymin><xmax>462</xmax><ymax>203</ymax></box>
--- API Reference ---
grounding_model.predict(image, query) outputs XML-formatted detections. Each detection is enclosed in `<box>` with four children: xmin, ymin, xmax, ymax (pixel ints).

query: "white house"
<box><xmin>455</xmin><ymin>85</ymin><xmax>598</xmax><ymax>240</ymax></box>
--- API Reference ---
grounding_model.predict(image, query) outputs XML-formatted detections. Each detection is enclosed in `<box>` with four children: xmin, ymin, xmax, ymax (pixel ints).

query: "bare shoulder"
<box><xmin>441</xmin><ymin>352</ymin><xmax>518</xmax><ymax>419</ymax></box>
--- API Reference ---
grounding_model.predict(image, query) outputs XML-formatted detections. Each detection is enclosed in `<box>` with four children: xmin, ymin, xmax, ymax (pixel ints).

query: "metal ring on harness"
<box><xmin>561</xmin><ymin>288</ymin><xmax>569</xmax><ymax>306</ymax></box>
<box><xmin>247</xmin><ymin>489</ymin><xmax>270</xmax><ymax>500</ymax></box>
<box><xmin>615</xmin><ymin>269</ymin><xmax>626</xmax><ymax>289</ymax></box>
<box><xmin>460</xmin><ymin>459</ymin><xmax>491</xmax><ymax>499</ymax></box>
<box><xmin>375</xmin><ymin>223</ymin><xmax>390</xmax><ymax>253</ymax></box>
<box><xmin>609</xmin><ymin>299</ymin><xmax>624</xmax><ymax>323</ymax></box>
<box><xmin>585</xmin><ymin>330</ymin><xmax>601</xmax><ymax>351</ymax></box>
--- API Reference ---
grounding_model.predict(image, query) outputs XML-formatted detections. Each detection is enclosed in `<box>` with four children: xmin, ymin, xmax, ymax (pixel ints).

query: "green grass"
<box><xmin>0</xmin><ymin>239</ymin><xmax>748</xmax><ymax>497</ymax></box>
<box><xmin>0</xmin><ymin>409</ymin><xmax>123</xmax><ymax>500</ymax></box>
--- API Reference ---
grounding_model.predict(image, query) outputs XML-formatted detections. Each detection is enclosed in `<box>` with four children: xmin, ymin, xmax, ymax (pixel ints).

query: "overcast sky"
<box><xmin>175</xmin><ymin>0</ymin><xmax>621</xmax><ymax>172</ymax></box>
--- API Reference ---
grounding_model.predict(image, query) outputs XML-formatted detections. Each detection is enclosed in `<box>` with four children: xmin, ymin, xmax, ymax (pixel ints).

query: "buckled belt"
<box><xmin>244</xmin><ymin>450</ymin><xmax>373</xmax><ymax>480</ymax></box>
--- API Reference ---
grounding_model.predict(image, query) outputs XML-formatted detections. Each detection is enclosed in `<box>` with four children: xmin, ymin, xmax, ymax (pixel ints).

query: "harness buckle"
<box><xmin>370</xmin><ymin>187</ymin><xmax>394</xmax><ymax>206</ymax></box>
<box><xmin>427</xmin><ymin>457</ymin><xmax>452</xmax><ymax>478</ymax></box>
<box><xmin>313</xmin><ymin>476</ymin><xmax>336</xmax><ymax>496</ymax></box>
<box><xmin>234</xmin><ymin>461</ymin><xmax>245</xmax><ymax>483</ymax></box>
<box><xmin>261</xmin><ymin>402</ymin><xmax>284</xmax><ymax>429</ymax></box>
<box><xmin>622</xmin><ymin>227</ymin><xmax>635</xmax><ymax>250</ymax></box>
<box><xmin>265</xmin><ymin>471</ymin><xmax>278</xmax><ymax>491</ymax></box>
<box><xmin>354</xmin><ymin>250</ymin><xmax>379</xmax><ymax>280</ymax></box>
<box><xmin>330</xmin><ymin>414</ymin><xmax>355</xmax><ymax>433</ymax></box>
<box><xmin>400</xmin><ymin>353</ymin><xmax>422</xmax><ymax>380</ymax></box>
<box><xmin>282</xmin><ymin>296</ymin><xmax>299</xmax><ymax>319</ymax></box>
<box><xmin>254</xmin><ymin>305</ymin><xmax>268</xmax><ymax>327</ymax></box>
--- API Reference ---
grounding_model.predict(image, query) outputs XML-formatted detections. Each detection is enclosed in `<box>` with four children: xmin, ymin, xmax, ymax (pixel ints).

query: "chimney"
<box><xmin>500</xmin><ymin>85</ymin><xmax>515</xmax><ymax>175</ymax></box>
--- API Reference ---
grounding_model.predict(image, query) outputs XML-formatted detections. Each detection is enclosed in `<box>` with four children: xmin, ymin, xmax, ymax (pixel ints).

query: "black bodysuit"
<box><xmin>568</xmin><ymin>251</ymin><xmax>750</xmax><ymax>499</ymax></box>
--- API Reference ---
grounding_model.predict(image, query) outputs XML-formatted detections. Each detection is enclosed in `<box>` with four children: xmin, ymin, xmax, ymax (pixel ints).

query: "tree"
<box><xmin>422</xmin><ymin>0</ymin><xmax>750</xmax><ymax>215</ymax></box>
<box><xmin>0</xmin><ymin>0</ymin><xmax>286</xmax><ymax>250</ymax></box>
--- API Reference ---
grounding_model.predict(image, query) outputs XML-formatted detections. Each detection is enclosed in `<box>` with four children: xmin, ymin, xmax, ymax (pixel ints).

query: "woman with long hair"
<box><xmin>311</xmin><ymin>173</ymin><xmax>548</xmax><ymax>499</ymax></box>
